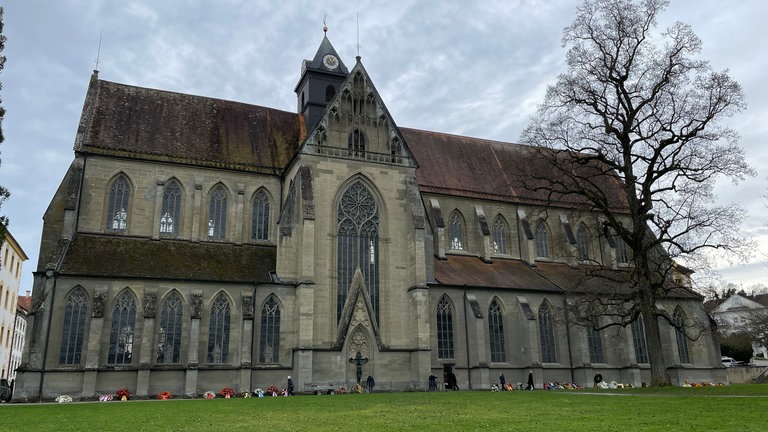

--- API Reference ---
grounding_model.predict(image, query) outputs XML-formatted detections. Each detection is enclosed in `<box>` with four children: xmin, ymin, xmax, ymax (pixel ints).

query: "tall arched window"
<box><xmin>60</xmin><ymin>288</ymin><xmax>88</xmax><ymax>364</ymax></box>
<box><xmin>449</xmin><ymin>211</ymin><xmax>464</xmax><ymax>251</ymax></box>
<box><xmin>325</xmin><ymin>85</ymin><xmax>336</xmax><ymax>102</ymax></box>
<box><xmin>160</xmin><ymin>180</ymin><xmax>183</xmax><ymax>235</ymax></box>
<box><xmin>587</xmin><ymin>325</ymin><xmax>604</xmax><ymax>363</ymax></box>
<box><xmin>251</xmin><ymin>190</ymin><xmax>270</xmax><ymax>242</ymax></box>
<box><xmin>437</xmin><ymin>296</ymin><xmax>454</xmax><ymax>359</ymax></box>
<box><xmin>492</xmin><ymin>216</ymin><xmax>508</xmax><ymax>254</ymax></box>
<box><xmin>157</xmin><ymin>292</ymin><xmax>183</xmax><ymax>364</ymax></box>
<box><xmin>106</xmin><ymin>175</ymin><xmax>131</xmax><ymax>231</ymax></box>
<box><xmin>208</xmin><ymin>294</ymin><xmax>231</xmax><ymax>363</ymax></box>
<box><xmin>348</xmin><ymin>129</ymin><xmax>366</xmax><ymax>157</ymax></box>
<box><xmin>576</xmin><ymin>224</ymin><xmax>589</xmax><ymax>261</ymax></box>
<box><xmin>208</xmin><ymin>185</ymin><xmax>228</xmax><ymax>239</ymax></box>
<box><xmin>674</xmin><ymin>307</ymin><xmax>690</xmax><ymax>363</ymax></box>
<box><xmin>631</xmin><ymin>315</ymin><xmax>649</xmax><ymax>363</ymax></box>
<box><xmin>535</xmin><ymin>222</ymin><xmax>549</xmax><ymax>258</ymax></box>
<box><xmin>616</xmin><ymin>236</ymin><xmax>630</xmax><ymax>264</ymax></box>
<box><xmin>488</xmin><ymin>299</ymin><xmax>506</xmax><ymax>363</ymax></box>
<box><xmin>108</xmin><ymin>291</ymin><xmax>136</xmax><ymax>365</ymax></box>
<box><xmin>259</xmin><ymin>295</ymin><xmax>281</xmax><ymax>363</ymax></box>
<box><xmin>538</xmin><ymin>301</ymin><xmax>557</xmax><ymax>363</ymax></box>
<box><xmin>337</xmin><ymin>181</ymin><xmax>379</xmax><ymax>322</ymax></box>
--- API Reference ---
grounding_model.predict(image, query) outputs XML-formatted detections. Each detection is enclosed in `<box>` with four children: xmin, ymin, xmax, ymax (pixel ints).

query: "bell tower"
<box><xmin>295</xmin><ymin>23</ymin><xmax>349</xmax><ymax>131</ymax></box>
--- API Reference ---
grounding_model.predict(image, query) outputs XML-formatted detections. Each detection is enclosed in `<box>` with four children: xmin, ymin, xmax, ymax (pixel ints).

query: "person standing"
<box><xmin>526</xmin><ymin>370</ymin><xmax>534</xmax><ymax>390</ymax></box>
<box><xmin>366</xmin><ymin>375</ymin><xmax>375</xmax><ymax>393</ymax></box>
<box><xmin>499</xmin><ymin>373</ymin><xmax>506</xmax><ymax>391</ymax></box>
<box><xmin>448</xmin><ymin>372</ymin><xmax>459</xmax><ymax>390</ymax></box>
<box><xmin>287</xmin><ymin>375</ymin><xmax>294</xmax><ymax>396</ymax></box>
<box><xmin>428</xmin><ymin>373</ymin><xmax>437</xmax><ymax>391</ymax></box>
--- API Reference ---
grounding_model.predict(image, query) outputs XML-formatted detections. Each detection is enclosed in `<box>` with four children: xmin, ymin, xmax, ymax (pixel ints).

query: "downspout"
<box><xmin>463</xmin><ymin>285</ymin><xmax>472</xmax><ymax>390</ymax></box>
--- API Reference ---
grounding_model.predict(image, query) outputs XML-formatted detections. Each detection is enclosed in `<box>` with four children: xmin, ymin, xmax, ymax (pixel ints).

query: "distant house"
<box><xmin>709</xmin><ymin>293</ymin><xmax>768</xmax><ymax>358</ymax></box>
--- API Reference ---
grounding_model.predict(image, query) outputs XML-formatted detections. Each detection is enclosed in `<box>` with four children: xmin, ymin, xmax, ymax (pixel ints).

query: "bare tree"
<box><xmin>743</xmin><ymin>309</ymin><xmax>768</xmax><ymax>357</ymax></box>
<box><xmin>0</xmin><ymin>6</ymin><xmax>8</xmax><ymax>246</ymax></box>
<box><xmin>520</xmin><ymin>0</ymin><xmax>753</xmax><ymax>386</ymax></box>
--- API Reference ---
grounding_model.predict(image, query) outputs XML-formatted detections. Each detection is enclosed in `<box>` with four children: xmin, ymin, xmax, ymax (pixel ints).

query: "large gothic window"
<box><xmin>60</xmin><ymin>288</ymin><xmax>88</xmax><ymax>364</ymax></box>
<box><xmin>108</xmin><ymin>291</ymin><xmax>136</xmax><ymax>365</ymax></box>
<box><xmin>437</xmin><ymin>296</ymin><xmax>454</xmax><ymax>359</ymax></box>
<box><xmin>106</xmin><ymin>175</ymin><xmax>130</xmax><ymax>231</ymax></box>
<box><xmin>207</xmin><ymin>294</ymin><xmax>231</xmax><ymax>363</ymax></box>
<box><xmin>160</xmin><ymin>180</ymin><xmax>183</xmax><ymax>235</ymax></box>
<box><xmin>251</xmin><ymin>190</ymin><xmax>270</xmax><ymax>242</ymax></box>
<box><xmin>587</xmin><ymin>325</ymin><xmax>604</xmax><ymax>363</ymax></box>
<box><xmin>259</xmin><ymin>296</ymin><xmax>281</xmax><ymax>363</ymax></box>
<box><xmin>348</xmin><ymin>129</ymin><xmax>365</xmax><ymax>157</ymax></box>
<box><xmin>535</xmin><ymin>222</ymin><xmax>549</xmax><ymax>258</ymax></box>
<box><xmin>492</xmin><ymin>216</ymin><xmax>508</xmax><ymax>254</ymax></box>
<box><xmin>576</xmin><ymin>224</ymin><xmax>589</xmax><ymax>261</ymax></box>
<box><xmin>538</xmin><ymin>301</ymin><xmax>557</xmax><ymax>363</ymax></box>
<box><xmin>449</xmin><ymin>211</ymin><xmax>464</xmax><ymax>251</ymax></box>
<box><xmin>337</xmin><ymin>181</ymin><xmax>379</xmax><ymax>322</ymax></box>
<box><xmin>674</xmin><ymin>307</ymin><xmax>690</xmax><ymax>364</ymax></box>
<box><xmin>616</xmin><ymin>236</ymin><xmax>631</xmax><ymax>264</ymax></box>
<box><xmin>157</xmin><ymin>292</ymin><xmax>183</xmax><ymax>364</ymax></box>
<box><xmin>631</xmin><ymin>315</ymin><xmax>649</xmax><ymax>363</ymax></box>
<box><xmin>488</xmin><ymin>299</ymin><xmax>506</xmax><ymax>363</ymax></box>
<box><xmin>208</xmin><ymin>185</ymin><xmax>228</xmax><ymax>239</ymax></box>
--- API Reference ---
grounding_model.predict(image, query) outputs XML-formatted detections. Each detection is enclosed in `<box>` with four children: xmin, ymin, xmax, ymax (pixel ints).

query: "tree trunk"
<box><xmin>639</xmin><ymin>279</ymin><xmax>671</xmax><ymax>386</ymax></box>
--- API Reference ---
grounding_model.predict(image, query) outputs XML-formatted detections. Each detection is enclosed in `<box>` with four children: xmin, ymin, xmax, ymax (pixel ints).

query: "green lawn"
<box><xmin>1</xmin><ymin>385</ymin><xmax>766</xmax><ymax>432</ymax></box>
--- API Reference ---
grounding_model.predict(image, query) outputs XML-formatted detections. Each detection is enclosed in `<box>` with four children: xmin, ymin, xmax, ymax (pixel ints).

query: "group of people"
<box><xmin>498</xmin><ymin>371</ymin><xmax>535</xmax><ymax>391</ymax></box>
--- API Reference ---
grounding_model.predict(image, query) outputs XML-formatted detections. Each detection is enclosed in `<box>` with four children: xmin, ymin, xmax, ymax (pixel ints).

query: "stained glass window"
<box><xmin>535</xmin><ymin>222</ymin><xmax>549</xmax><ymax>258</ymax></box>
<box><xmin>107</xmin><ymin>176</ymin><xmax>130</xmax><ymax>231</ymax></box>
<box><xmin>631</xmin><ymin>315</ymin><xmax>649</xmax><ymax>363</ymax></box>
<box><xmin>449</xmin><ymin>212</ymin><xmax>464</xmax><ymax>251</ymax></box>
<box><xmin>157</xmin><ymin>292</ymin><xmax>183</xmax><ymax>364</ymax></box>
<box><xmin>252</xmin><ymin>190</ymin><xmax>270</xmax><ymax>242</ymax></box>
<box><xmin>492</xmin><ymin>216</ymin><xmax>507</xmax><ymax>254</ymax></box>
<box><xmin>60</xmin><ymin>288</ymin><xmax>88</xmax><ymax>364</ymax></box>
<box><xmin>160</xmin><ymin>180</ymin><xmax>182</xmax><ymax>235</ymax></box>
<box><xmin>337</xmin><ymin>181</ymin><xmax>379</xmax><ymax>322</ymax></box>
<box><xmin>259</xmin><ymin>296</ymin><xmax>281</xmax><ymax>363</ymax></box>
<box><xmin>108</xmin><ymin>291</ymin><xmax>136</xmax><ymax>364</ymax></box>
<box><xmin>208</xmin><ymin>185</ymin><xmax>228</xmax><ymax>239</ymax></box>
<box><xmin>674</xmin><ymin>307</ymin><xmax>690</xmax><ymax>363</ymax></box>
<box><xmin>488</xmin><ymin>299</ymin><xmax>506</xmax><ymax>362</ymax></box>
<box><xmin>207</xmin><ymin>294</ymin><xmax>231</xmax><ymax>363</ymax></box>
<box><xmin>576</xmin><ymin>224</ymin><xmax>589</xmax><ymax>260</ymax></box>
<box><xmin>538</xmin><ymin>301</ymin><xmax>557</xmax><ymax>363</ymax></box>
<box><xmin>437</xmin><ymin>296</ymin><xmax>454</xmax><ymax>359</ymax></box>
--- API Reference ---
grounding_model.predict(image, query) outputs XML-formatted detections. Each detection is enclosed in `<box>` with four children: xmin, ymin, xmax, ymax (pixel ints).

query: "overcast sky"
<box><xmin>2</xmin><ymin>0</ymin><xmax>767</xmax><ymax>295</ymax></box>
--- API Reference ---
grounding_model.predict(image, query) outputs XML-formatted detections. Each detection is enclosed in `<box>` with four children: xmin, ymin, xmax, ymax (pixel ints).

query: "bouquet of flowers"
<box><xmin>266</xmin><ymin>385</ymin><xmax>279</xmax><ymax>396</ymax></box>
<box><xmin>254</xmin><ymin>388</ymin><xmax>264</xmax><ymax>397</ymax></box>
<box><xmin>55</xmin><ymin>395</ymin><xmax>73</xmax><ymax>403</ymax></box>
<box><xmin>220</xmin><ymin>386</ymin><xmax>235</xmax><ymax>398</ymax></box>
<box><xmin>156</xmin><ymin>391</ymin><xmax>173</xmax><ymax>400</ymax></box>
<box><xmin>99</xmin><ymin>394</ymin><xmax>113</xmax><ymax>402</ymax></box>
<box><xmin>203</xmin><ymin>391</ymin><xmax>216</xmax><ymax>399</ymax></box>
<box><xmin>116</xmin><ymin>388</ymin><xmax>131</xmax><ymax>400</ymax></box>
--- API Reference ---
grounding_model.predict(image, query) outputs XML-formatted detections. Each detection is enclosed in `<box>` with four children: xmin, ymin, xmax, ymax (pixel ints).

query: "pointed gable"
<box><xmin>300</xmin><ymin>58</ymin><xmax>417</xmax><ymax>168</ymax></box>
<box><xmin>302</xmin><ymin>34</ymin><xmax>350</xmax><ymax>76</ymax></box>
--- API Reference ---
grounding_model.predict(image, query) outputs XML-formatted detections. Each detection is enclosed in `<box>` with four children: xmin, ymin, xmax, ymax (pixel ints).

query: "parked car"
<box><xmin>0</xmin><ymin>378</ymin><xmax>11</xmax><ymax>402</ymax></box>
<box><xmin>721</xmin><ymin>356</ymin><xmax>744</xmax><ymax>367</ymax></box>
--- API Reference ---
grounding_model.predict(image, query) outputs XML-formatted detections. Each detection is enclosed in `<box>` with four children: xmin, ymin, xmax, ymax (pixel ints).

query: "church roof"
<box><xmin>402</xmin><ymin>128</ymin><xmax>629</xmax><ymax>211</ymax></box>
<box><xmin>434</xmin><ymin>255</ymin><xmax>561</xmax><ymax>292</ymax></box>
<box><xmin>58</xmin><ymin>234</ymin><xmax>276</xmax><ymax>283</ymax></box>
<box><xmin>77</xmin><ymin>77</ymin><xmax>305</xmax><ymax>174</ymax></box>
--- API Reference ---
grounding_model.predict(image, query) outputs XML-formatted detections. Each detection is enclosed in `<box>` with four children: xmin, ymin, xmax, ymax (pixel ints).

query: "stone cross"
<box><xmin>348</xmin><ymin>351</ymin><xmax>369</xmax><ymax>384</ymax></box>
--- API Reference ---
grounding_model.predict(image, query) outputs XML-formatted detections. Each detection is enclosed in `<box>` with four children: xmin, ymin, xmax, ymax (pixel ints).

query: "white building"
<box><xmin>1</xmin><ymin>230</ymin><xmax>29</xmax><ymax>379</ymax></box>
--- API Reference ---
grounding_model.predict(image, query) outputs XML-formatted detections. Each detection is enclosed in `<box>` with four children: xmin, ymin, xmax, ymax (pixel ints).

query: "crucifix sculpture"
<box><xmin>348</xmin><ymin>351</ymin><xmax>369</xmax><ymax>384</ymax></box>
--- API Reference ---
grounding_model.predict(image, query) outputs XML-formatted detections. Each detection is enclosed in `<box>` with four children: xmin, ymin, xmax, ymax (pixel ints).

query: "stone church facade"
<box><xmin>15</xmin><ymin>33</ymin><xmax>725</xmax><ymax>400</ymax></box>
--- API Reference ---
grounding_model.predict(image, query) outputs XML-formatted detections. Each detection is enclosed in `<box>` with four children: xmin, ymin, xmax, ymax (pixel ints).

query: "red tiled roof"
<box><xmin>434</xmin><ymin>255</ymin><xmax>562</xmax><ymax>292</ymax></box>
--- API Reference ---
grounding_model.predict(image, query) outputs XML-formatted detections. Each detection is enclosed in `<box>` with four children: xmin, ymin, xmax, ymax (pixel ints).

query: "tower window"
<box><xmin>325</xmin><ymin>85</ymin><xmax>336</xmax><ymax>102</ymax></box>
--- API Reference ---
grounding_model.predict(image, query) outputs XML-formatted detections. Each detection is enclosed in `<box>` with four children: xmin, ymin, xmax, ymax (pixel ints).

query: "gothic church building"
<box><xmin>15</xmin><ymin>33</ymin><xmax>725</xmax><ymax>399</ymax></box>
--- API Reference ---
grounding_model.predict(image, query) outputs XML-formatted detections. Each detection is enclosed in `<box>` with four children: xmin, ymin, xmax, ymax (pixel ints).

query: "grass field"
<box><xmin>1</xmin><ymin>385</ymin><xmax>766</xmax><ymax>432</ymax></box>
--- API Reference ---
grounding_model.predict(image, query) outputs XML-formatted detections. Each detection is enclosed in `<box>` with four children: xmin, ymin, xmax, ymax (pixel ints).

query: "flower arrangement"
<box><xmin>266</xmin><ymin>385</ymin><xmax>279</xmax><ymax>396</ymax></box>
<box><xmin>203</xmin><ymin>391</ymin><xmax>216</xmax><ymax>399</ymax></box>
<box><xmin>116</xmin><ymin>388</ymin><xmax>131</xmax><ymax>400</ymax></box>
<box><xmin>254</xmin><ymin>388</ymin><xmax>264</xmax><ymax>397</ymax></box>
<box><xmin>240</xmin><ymin>392</ymin><xmax>251</xmax><ymax>398</ymax></box>
<box><xmin>99</xmin><ymin>394</ymin><xmax>113</xmax><ymax>402</ymax></box>
<box><xmin>220</xmin><ymin>386</ymin><xmax>235</xmax><ymax>398</ymax></box>
<box><xmin>156</xmin><ymin>391</ymin><xmax>173</xmax><ymax>400</ymax></box>
<box><xmin>55</xmin><ymin>395</ymin><xmax>73</xmax><ymax>403</ymax></box>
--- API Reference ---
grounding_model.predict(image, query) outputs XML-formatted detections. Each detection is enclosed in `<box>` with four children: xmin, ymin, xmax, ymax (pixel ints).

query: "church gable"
<box><xmin>301</xmin><ymin>61</ymin><xmax>417</xmax><ymax>168</ymax></box>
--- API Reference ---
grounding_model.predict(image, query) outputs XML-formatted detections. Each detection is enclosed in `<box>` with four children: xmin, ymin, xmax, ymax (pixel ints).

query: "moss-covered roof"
<box><xmin>59</xmin><ymin>234</ymin><xmax>275</xmax><ymax>283</ymax></box>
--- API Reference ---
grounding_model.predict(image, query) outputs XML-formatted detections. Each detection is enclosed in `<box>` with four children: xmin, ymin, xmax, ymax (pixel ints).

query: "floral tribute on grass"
<box><xmin>220</xmin><ymin>387</ymin><xmax>235</xmax><ymax>398</ymax></box>
<box><xmin>240</xmin><ymin>392</ymin><xmax>251</xmax><ymax>398</ymax></box>
<box><xmin>203</xmin><ymin>391</ymin><xmax>216</xmax><ymax>399</ymax></box>
<box><xmin>681</xmin><ymin>381</ymin><xmax>724</xmax><ymax>387</ymax></box>
<box><xmin>156</xmin><ymin>391</ymin><xmax>173</xmax><ymax>400</ymax></box>
<box><xmin>266</xmin><ymin>385</ymin><xmax>279</xmax><ymax>397</ymax></box>
<box><xmin>254</xmin><ymin>388</ymin><xmax>264</xmax><ymax>397</ymax></box>
<box><xmin>116</xmin><ymin>388</ymin><xmax>131</xmax><ymax>400</ymax></box>
<box><xmin>55</xmin><ymin>395</ymin><xmax>73</xmax><ymax>403</ymax></box>
<box><xmin>99</xmin><ymin>394</ymin><xmax>113</xmax><ymax>402</ymax></box>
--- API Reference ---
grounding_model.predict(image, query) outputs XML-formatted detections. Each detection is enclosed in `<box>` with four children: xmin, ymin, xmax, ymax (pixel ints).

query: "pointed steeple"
<box><xmin>295</xmin><ymin>23</ymin><xmax>349</xmax><ymax>130</ymax></box>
